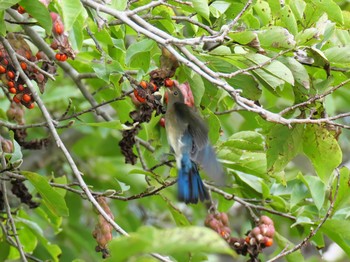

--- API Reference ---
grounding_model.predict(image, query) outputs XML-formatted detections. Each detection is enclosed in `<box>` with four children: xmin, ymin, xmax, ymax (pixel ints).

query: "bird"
<box><xmin>165</xmin><ymin>82</ymin><xmax>224</xmax><ymax>204</ymax></box>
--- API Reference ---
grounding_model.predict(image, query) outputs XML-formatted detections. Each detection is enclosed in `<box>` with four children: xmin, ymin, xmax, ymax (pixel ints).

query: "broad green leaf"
<box><xmin>163</xmin><ymin>197</ymin><xmax>191</xmax><ymax>226</ymax></box>
<box><xmin>0</xmin><ymin>0</ymin><xmax>19</xmax><ymax>11</ymax></box>
<box><xmin>311</xmin><ymin>0</ymin><xmax>343</xmax><ymax>25</ymax></box>
<box><xmin>253</xmin><ymin>0</ymin><xmax>271</xmax><ymax>26</ymax></box>
<box><xmin>290</xmin><ymin>0</ymin><xmax>306</xmax><ymax>21</ymax></box>
<box><xmin>266</xmin><ymin>124</ymin><xmax>303</xmax><ymax>175</ymax></box>
<box><xmin>19</xmin><ymin>0</ymin><xmax>52</xmax><ymax>34</ymax></box>
<box><xmin>302</xmin><ymin>125</ymin><xmax>342</xmax><ymax>182</ymax></box>
<box><xmin>125</xmin><ymin>39</ymin><xmax>155</xmax><ymax>65</ymax></box>
<box><xmin>257</xmin><ymin>26</ymin><xmax>296</xmax><ymax>49</ymax></box>
<box><xmin>189</xmin><ymin>0</ymin><xmax>210</xmax><ymax>21</ymax></box>
<box><xmin>246</xmin><ymin>53</ymin><xmax>295</xmax><ymax>85</ymax></box>
<box><xmin>278</xmin><ymin>57</ymin><xmax>310</xmax><ymax>89</ymax></box>
<box><xmin>91</xmin><ymin>58</ymin><xmax>123</xmax><ymax>82</ymax></box>
<box><xmin>0</xmin><ymin>240</ymin><xmax>10</xmax><ymax>261</ymax></box>
<box><xmin>321</xmin><ymin>220</ymin><xmax>350</xmax><ymax>256</ymax></box>
<box><xmin>107</xmin><ymin>226</ymin><xmax>234</xmax><ymax>261</ymax></box>
<box><xmin>228</xmin><ymin>31</ymin><xmax>257</xmax><ymax>45</ymax></box>
<box><xmin>324</xmin><ymin>46</ymin><xmax>350</xmax><ymax>64</ymax></box>
<box><xmin>111</xmin><ymin>0</ymin><xmax>127</xmax><ymax>11</ymax></box>
<box><xmin>291</xmin><ymin>182</ymin><xmax>309</xmax><ymax>208</ymax></box>
<box><xmin>304</xmin><ymin>176</ymin><xmax>326</xmax><ymax>211</ymax></box>
<box><xmin>60</xmin><ymin>0</ymin><xmax>86</xmax><ymax>31</ymax></box>
<box><xmin>22</xmin><ymin>171</ymin><xmax>69</xmax><ymax>217</ymax></box>
<box><xmin>226</xmin><ymin>131</ymin><xmax>265</xmax><ymax>151</ymax></box>
<box><xmin>280</xmin><ymin>5</ymin><xmax>298</xmax><ymax>35</ymax></box>
<box><xmin>295</xmin><ymin>28</ymin><xmax>319</xmax><ymax>45</ymax></box>
<box><xmin>17</xmin><ymin>216</ymin><xmax>62</xmax><ymax>261</ymax></box>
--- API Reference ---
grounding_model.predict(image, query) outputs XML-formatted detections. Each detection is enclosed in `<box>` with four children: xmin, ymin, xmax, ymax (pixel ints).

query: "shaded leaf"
<box><xmin>22</xmin><ymin>171</ymin><xmax>69</xmax><ymax>217</ymax></box>
<box><xmin>19</xmin><ymin>0</ymin><xmax>52</xmax><ymax>34</ymax></box>
<box><xmin>107</xmin><ymin>226</ymin><xmax>234</xmax><ymax>262</ymax></box>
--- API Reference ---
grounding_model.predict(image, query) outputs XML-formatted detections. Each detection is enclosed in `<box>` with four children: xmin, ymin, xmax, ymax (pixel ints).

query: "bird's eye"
<box><xmin>173</xmin><ymin>91</ymin><xmax>179</xmax><ymax>96</ymax></box>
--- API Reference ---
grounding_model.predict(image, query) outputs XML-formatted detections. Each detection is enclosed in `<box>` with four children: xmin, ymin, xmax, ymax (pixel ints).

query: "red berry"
<box><xmin>164</xmin><ymin>78</ymin><xmax>174</xmax><ymax>87</ymax></box>
<box><xmin>27</xmin><ymin>103</ymin><xmax>35</xmax><ymax>109</ymax></box>
<box><xmin>8</xmin><ymin>81</ymin><xmax>14</xmax><ymax>88</ymax></box>
<box><xmin>2</xmin><ymin>59</ymin><xmax>8</xmax><ymax>65</ymax></box>
<box><xmin>35</xmin><ymin>52</ymin><xmax>41</xmax><ymax>60</ymax></box>
<box><xmin>17</xmin><ymin>6</ymin><xmax>26</xmax><ymax>14</ymax></box>
<box><xmin>13</xmin><ymin>96</ymin><xmax>21</xmax><ymax>103</ymax></box>
<box><xmin>264</xmin><ymin>238</ymin><xmax>273</xmax><ymax>247</ymax></box>
<box><xmin>25</xmin><ymin>51</ymin><xmax>31</xmax><ymax>60</ymax></box>
<box><xmin>7</xmin><ymin>71</ymin><xmax>15</xmax><ymax>79</ymax></box>
<box><xmin>60</xmin><ymin>54</ymin><xmax>67</xmax><ymax>61</ymax></box>
<box><xmin>55</xmin><ymin>53</ymin><xmax>62</xmax><ymax>61</ymax></box>
<box><xmin>8</xmin><ymin>87</ymin><xmax>16</xmax><ymax>94</ymax></box>
<box><xmin>20</xmin><ymin>61</ymin><xmax>27</xmax><ymax>70</ymax></box>
<box><xmin>54</xmin><ymin>21</ymin><xmax>64</xmax><ymax>35</ymax></box>
<box><xmin>150</xmin><ymin>82</ymin><xmax>157</xmax><ymax>91</ymax></box>
<box><xmin>22</xmin><ymin>94</ymin><xmax>31</xmax><ymax>103</ymax></box>
<box><xmin>139</xmin><ymin>80</ymin><xmax>148</xmax><ymax>89</ymax></box>
<box><xmin>133</xmin><ymin>89</ymin><xmax>146</xmax><ymax>103</ymax></box>
<box><xmin>159</xmin><ymin>118</ymin><xmax>165</xmax><ymax>128</ymax></box>
<box><xmin>18</xmin><ymin>84</ymin><xmax>24</xmax><ymax>91</ymax></box>
<box><xmin>0</xmin><ymin>65</ymin><xmax>6</xmax><ymax>73</ymax></box>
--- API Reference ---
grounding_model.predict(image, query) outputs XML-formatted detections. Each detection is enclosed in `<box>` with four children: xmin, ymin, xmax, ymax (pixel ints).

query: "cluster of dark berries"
<box><xmin>11</xmin><ymin>180</ymin><xmax>40</xmax><ymax>209</ymax></box>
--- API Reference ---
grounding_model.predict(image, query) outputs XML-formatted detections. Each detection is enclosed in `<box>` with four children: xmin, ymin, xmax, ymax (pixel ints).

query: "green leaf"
<box><xmin>60</xmin><ymin>0</ymin><xmax>86</xmax><ymax>31</ymax></box>
<box><xmin>290</xmin><ymin>0</ymin><xmax>306</xmax><ymax>21</ymax></box>
<box><xmin>274</xmin><ymin>232</ymin><xmax>305</xmax><ymax>262</ymax></box>
<box><xmin>203</xmin><ymin>108</ymin><xmax>220</xmax><ymax>144</ymax></box>
<box><xmin>91</xmin><ymin>58</ymin><xmax>123</xmax><ymax>82</ymax></box>
<box><xmin>311</xmin><ymin>0</ymin><xmax>344</xmax><ymax>25</ymax></box>
<box><xmin>0</xmin><ymin>0</ymin><xmax>20</xmax><ymax>11</ymax></box>
<box><xmin>257</xmin><ymin>26</ymin><xmax>296</xmax><ymax>49</ymax></box>
<box><xmin>219</xmin><ymin>132</ymin><xmax>267</xmax><ymax>178</ymax></box>
<box><xmin>228</xmin><ymin>31</ymin><xmax>257</xmax><ymax>45</ymax></box>
<box><xmin>321</xmin><ymin>219</ymin><xmax>350</xmax><ymax>256</ymax></box>
<box><xmin>302</xmin><ymin>125</ymin><xmax>342</xmax><ymax>182</ymax></box>
<box><xmin>324</xmin><ymin>46</ymin><xmax>350</xmax><ymax>64</ymax></box>
<box><xmin>0</xmin><ymin>11</ymin><xmax>5</xmax><ymax>36</ymax></box>
<box><xmin>266</xmin><ymin>124</ymin><xmax>303</xmax><ymax>174</ymax></box>
<box><xmin>19</xmin><ymin>0</ymin><xmax>52</xmax><ymax>34</ymax></box>
<box><xmin>280</xmin><ymin>5</ymin><xmax>298</xmax><ymax>35</ymax></box>
<box><xmin>21</xmin><ymin>171</ymin><xmax>69</xmax><ymax>217</ymax></box>
<box><xmin>107</xmin><ymin>226</ymin><xmax>234</xmax><ymax>261</ymax></box>
<box><xmin>125</xmin><ymin>39</ymin><xmax>155</xmax><ymax>66</ymax></box>
<box><xmin>253</xmin><ymin>0</ymin><xmax>271</xmax><ymax>26</ymax></box>
<box><xmin>189</xmin><ymin>0</ymin><xmax>210</xmax><ymax>20</ymax></box>
<box><xmin>278</xmin><ymin>57</ymin><xmax>310</xmax><ymax>89</ymax></box>
<box><xmin>333</xmin><ymin>167</ymin><xmax>350</xmax><ymax>211</ymax></box>
<box><xmin>304</xmin><ymin>176</ymin><xmax>326</xmax><ymax>211</ymax></box>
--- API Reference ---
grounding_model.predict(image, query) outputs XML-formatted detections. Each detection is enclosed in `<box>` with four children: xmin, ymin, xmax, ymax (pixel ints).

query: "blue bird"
<box><xmin>165</xmin><ymin>83</ymin><xmax>224</xmax><ymax>204</ymax></box>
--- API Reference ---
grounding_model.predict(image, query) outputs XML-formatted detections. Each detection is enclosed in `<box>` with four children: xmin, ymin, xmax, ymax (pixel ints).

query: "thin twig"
<box><xmin>0</xmin><ymin>153</ymin><xmax>28</xmax><ymax>262</ymax></box>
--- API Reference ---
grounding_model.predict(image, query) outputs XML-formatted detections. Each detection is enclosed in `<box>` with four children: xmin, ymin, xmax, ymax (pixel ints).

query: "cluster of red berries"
<box><xmin>133</xmin><ymin>80</ymin><xmax>159</xmax><ymax>103</ymax></box>
<box><xmin>245</xmin><ymin>215</ymin><xmax>275</xmax><ymax>248</ymax></box>
<box><xmin>49</xmin><ymin>12</ymin><xmax>74</xmax><ymax>62</ymax></box>
<box><xmin>0</xmin><ymin>50</ymin><xmax>35</xmax><ymax>109</ymax></box>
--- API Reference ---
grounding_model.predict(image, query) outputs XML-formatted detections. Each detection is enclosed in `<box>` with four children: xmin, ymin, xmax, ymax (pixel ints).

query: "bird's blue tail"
<box><xmin>178</xmin><ymin>153</ymin><xmax>209</xmax><ymax>204</ymax></box>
